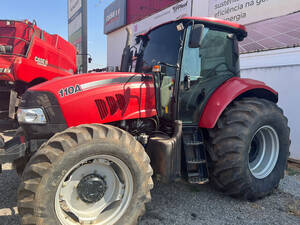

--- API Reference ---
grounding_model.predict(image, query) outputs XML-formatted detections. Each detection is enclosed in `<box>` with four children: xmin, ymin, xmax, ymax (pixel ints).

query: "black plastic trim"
<box><xmin>19</xmin><ymin>90</ymin><xmax>67</xmax><ymax>138</ymax></box>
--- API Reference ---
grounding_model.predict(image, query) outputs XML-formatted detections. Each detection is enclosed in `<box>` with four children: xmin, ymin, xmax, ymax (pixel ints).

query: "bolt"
<box><xmin>104</xmin><ymin>160</ymin><xmax>111</xmax><ymax>165</ymax></box>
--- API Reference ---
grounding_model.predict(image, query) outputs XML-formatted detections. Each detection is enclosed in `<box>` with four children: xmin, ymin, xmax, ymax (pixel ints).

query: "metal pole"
<box><xmin>82</xmin><ymin>0</ymin><xmax>88</xmax><ymax>73</ymax></box>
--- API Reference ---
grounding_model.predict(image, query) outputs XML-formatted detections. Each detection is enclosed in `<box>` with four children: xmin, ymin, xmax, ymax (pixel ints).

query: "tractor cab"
<box><xmin>122</xmin><ymin>18</ymin><xmax>249</xmax><ymax>183</ymax></box>
<box><xmin>132</xmin><ymin>18</ymin><xmax>247</xmax><ymax>124</ymax></box>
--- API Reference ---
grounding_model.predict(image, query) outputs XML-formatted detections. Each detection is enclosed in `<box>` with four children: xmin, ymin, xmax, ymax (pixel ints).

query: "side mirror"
<box><xmin>135</xmin><ymin>36</ymin><xmax>141</xmax><ymax>45</ymax></box>
<box><xmin>189</xmin><ymin>24</ymin><xmax>205</xmax><ymax>48</ymax></box>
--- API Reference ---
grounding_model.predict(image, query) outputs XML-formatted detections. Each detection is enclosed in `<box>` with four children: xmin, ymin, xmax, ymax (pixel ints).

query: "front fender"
<box><xmin>199</xmin><ymin>77</ymin><xmax>278</xmax><ymax>128</ymax></box>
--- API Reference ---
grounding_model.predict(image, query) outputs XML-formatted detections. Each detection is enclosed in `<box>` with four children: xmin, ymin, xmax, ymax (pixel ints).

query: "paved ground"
<box><xmin>0</xmin><ymin>129</ymin><xmax>299</xmax><ymax>225</ymax></box>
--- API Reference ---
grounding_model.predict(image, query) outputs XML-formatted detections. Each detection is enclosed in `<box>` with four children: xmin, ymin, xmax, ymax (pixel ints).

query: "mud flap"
<box><xmin>9</xmin><ymin>90</ymin><xmax>18</xmax><ymax>119</ymax></box>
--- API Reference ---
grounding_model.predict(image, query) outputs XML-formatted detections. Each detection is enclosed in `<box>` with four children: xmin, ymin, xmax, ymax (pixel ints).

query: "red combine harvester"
<box><xmin>0</xmin><ymin>19</ymin><xmax>76</xmax><ymax>121</ymax></box>
<box><xmin>0</xmin><ymin>17</ymin><xmax>290</xmax><ymax>225</ymax></box>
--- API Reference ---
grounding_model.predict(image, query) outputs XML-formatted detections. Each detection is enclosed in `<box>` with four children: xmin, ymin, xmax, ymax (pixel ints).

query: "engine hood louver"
<box><xmin>95</xmin><ymin>99</ymin><xmax>108</xmax><ymax>120</ymax></box>
<box><xmin>95</xmin><ymin>94</ymin><xmax>128</xmax><ymax>120</ymax></box>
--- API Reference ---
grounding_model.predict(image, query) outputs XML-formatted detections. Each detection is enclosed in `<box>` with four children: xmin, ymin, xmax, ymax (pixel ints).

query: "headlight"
<box><xmin>17</xmin><ymin>108</ymin><xmax>47</xmax><ymax>124</ymax></box>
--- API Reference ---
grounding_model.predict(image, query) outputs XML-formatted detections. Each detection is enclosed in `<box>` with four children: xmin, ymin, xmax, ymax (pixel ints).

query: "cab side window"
<box><xmin>180</xmin><ymin>26</ymin><xmax>203</xmax><ymax>81</ymax></box>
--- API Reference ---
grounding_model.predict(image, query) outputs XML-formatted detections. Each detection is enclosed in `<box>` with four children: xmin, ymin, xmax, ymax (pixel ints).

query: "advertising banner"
<box><xmin>68</xmin><ymin>0</ymin><xmax>87</xmax><ymax>73</ymax></box>
<box><xmin>130</xmin><ymin>0</ymin><xmax>192</xmax><ymax>38</ymax></box>
<box><xmin>68</xmin><ymin>0</ymin><xmax>82</xmax><ymax>19</ymax></box>
<box><xmin>209</xmin><ymin>0</ymin><xmax>300</xmax><ymax>24</ymax></box>
<box><xmin>207</xmin><ymin>0</ymin><xmax>300</xmax><ymax>53</ymax></box>
<box><xmin>104</xmin><ymin>0</ymin><xmax>127</xmax><ymax>34</ymax></box>
<box><xmin>127</xmin><ymin>0</ymin><xmax>179</xmax><ymax>25</ymax></box>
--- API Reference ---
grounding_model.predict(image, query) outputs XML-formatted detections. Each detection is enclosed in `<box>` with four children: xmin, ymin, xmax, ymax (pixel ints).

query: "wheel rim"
<box><xmin>248</xmin><ymin>125</ymin><xmax>279</xmax><ymax>179</ymax></box>
<box><xmin>55</xmin><ymin>155</ymin><xmax>133</xmax><ymax>225</ymax></box>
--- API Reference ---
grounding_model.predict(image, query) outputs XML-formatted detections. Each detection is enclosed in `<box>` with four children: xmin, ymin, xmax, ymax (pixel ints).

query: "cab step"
<box><xmin>183</xmin><ymin>125</ymin><xmax>209</xmax><ymax>184</ymax></box>
<box><xmin>184</xmin><ymin>141</ymin><xmax>203</xmax><ymax>146</ymax></box>
<box><xmin>187</xmin><ymin>159</ymin><xmax>206</xmax><ymax>164</ymax></box>
<box><xmin>188</xmin><ymin>176</ymin><xmax>209</xmax><ymax>184</ymax></box>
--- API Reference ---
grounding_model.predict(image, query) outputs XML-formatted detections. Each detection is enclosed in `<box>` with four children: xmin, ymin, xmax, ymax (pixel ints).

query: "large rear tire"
<box><xmin>208</xmin><ymin>98</ymin><xmax>290</xmax><ymax>200</ymax></box>
<box><xmin>18</xmin><ymin>124</ymin><xmax>153</xmax><ymax>225</ymax></box>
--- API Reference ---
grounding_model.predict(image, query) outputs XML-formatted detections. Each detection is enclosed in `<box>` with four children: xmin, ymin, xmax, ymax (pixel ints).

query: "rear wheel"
<box><xmin>18</xmin><ymin>124</ymin><xmax>153</xmax><ymax>225</ymax></box>
<box><xmin>208</xmin><ymin>98</ymin><xmax>290</xmax><ymax>200</ymax></box>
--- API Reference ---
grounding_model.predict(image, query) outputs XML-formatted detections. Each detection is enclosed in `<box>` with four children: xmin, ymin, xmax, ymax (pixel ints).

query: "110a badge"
<box><xmin>58</xmin><ymin>84</ymin><xmax>82</xmax><ymax>97</ymax></box>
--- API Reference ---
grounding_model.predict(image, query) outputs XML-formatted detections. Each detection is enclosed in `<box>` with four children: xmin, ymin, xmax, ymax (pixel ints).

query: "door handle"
<box><xmin>184</xmin><ymin>74</ymin><xmax>191</xmax><ymax>90</ymax></box>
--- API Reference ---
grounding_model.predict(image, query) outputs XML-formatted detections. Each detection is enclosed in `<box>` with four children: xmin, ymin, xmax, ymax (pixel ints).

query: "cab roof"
<box><xmin>141</xmin><ymin>17</ymin><xmax>247</xmax><ymax>41</ymax></box>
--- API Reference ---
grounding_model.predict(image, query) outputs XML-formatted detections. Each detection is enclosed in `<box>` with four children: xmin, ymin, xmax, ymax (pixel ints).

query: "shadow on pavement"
<box><xmin>0</xmin><ymin>169</ymin><xmax>20</xmax><ymax>225</ymax></box>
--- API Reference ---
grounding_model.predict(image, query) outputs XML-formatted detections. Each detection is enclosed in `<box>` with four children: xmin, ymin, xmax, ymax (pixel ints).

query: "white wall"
<box><xmin>240</xmin><ymin>47</ymin><xmax>300</xmax><ymax>160</ymax></box>
<box><xmin>192</xmin><ymin>0</ymin><xmax>209</xmax><ymax>17</ymax></box>
<box><xmin>106</xmin><ymin>27</ymin><xmax>128</xmax><ymax>68</ymax></box>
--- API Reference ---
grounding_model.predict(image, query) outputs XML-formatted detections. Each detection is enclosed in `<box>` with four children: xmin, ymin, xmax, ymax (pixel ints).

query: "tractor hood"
<box><xmin>0</xmin><ymin>55</ymin><xmax>16</xmax><ymax>81</ymax></box>
<box><xmin>26</xmin><ymin>72</ymin><xmax>157</xmax><ymax>127</ymax></box>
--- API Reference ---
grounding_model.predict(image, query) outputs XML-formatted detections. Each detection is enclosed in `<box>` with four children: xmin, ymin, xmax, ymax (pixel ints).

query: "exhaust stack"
<box><xmin>120</xmin><ymin>27</ymin><xmax>133</xmax><ymax>72</ymax></box>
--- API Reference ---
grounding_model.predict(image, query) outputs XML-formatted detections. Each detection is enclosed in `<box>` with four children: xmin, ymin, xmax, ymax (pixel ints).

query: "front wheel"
<box><xmin>208</xmin><ymin>98</ymin><xmax>290</xmax><ymax>200</ymax></box>
<box><xmin>18</xmin><ymin>124</ymin><xmax>153</xmax><ymax>225</ymax></box>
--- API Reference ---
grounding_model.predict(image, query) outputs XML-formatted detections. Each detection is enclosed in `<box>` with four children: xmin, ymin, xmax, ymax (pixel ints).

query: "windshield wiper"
<box><xmin>157</xmin><ymin>61</ymin><xmax>179</xmax><ymax>69</ymax></box>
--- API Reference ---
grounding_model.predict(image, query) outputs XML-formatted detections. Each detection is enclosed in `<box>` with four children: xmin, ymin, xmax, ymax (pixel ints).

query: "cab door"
<box><xmin>179</xmin><ymin>25</ymin><xmax>238</xmax><ymax>124</ymax></box>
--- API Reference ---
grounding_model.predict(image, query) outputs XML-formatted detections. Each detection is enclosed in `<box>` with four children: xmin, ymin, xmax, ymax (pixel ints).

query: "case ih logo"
<box><xmin>105</xmin><ymin>8</ymin><xmax>121</xmax><ymax>25</ymax></box>
<box><xmin>173</xmin><ymin>1</ymin><xmax>188</xmax><ymax>12</ymax></box>
<box><xmin>34</xmin><ymin>56</ymin><xmax>48</xmax><ymax>67</ymax></box>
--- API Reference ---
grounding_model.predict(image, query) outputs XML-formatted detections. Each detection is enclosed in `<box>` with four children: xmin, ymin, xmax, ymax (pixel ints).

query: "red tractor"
<box><xmin>0</xmin><ymin>19</ymin><xmax>76</xmax><ymax>122</ymax></box>
<box><xmin>0</xmin><ymin>17</ymin><xmax>290</xmax><ymax>225</ymax></box>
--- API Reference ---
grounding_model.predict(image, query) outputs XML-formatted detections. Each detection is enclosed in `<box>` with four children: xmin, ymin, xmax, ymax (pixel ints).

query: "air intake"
<box><xmin>95</xmin><ymin>99</ymin><xmax>108</xmax><ymax>120</ymax></box>
<box><xmin>106</xmin><ymin>96</ymin><xmax>118</xmax><ymax>115</ymax></box>
<box><xmin>115</xmin><ymin>94</ymin><xmax>126</xmax><ymax>111</ymax></box>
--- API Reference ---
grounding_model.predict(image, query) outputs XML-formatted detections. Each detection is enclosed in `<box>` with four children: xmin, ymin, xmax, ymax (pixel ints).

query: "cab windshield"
<box><xmin>135</xmin><ymin>21</ymin><xmax>239</xmax><ymax>78</ymax></box>
<box><xmin>136</xmin><ymin>22</ymin><xmax>184</xmax><ymax>75</ymax></box>
<box><xmin>0</xmin><ymin>21</ymin><xmax>33</xmax><ymax>57</ymax></box>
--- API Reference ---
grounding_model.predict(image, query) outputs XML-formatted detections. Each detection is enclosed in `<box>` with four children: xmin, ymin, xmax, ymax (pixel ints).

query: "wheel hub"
<box><xmin>248</xmin><ymin>125</ymin><xmax>279</xmax><ymax>179</ymax></box>
<box><xmin>55</xmin><ymin>156</ymin><xmax>134</xmax><ymax>225</ymax></box>
<box><xmin>77</xmin><ymin>174</ymin><xmax>107</xmax><ymax>203</ymax></box>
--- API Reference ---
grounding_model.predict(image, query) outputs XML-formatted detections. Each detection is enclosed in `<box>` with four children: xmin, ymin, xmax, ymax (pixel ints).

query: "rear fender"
<box><xmin>199</xmin><ymin>77</ymin><xmax>278</xmax><ymax>128</ymax></box>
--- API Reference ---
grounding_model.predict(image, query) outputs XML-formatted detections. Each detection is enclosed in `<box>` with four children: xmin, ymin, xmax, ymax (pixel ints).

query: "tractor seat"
<box><xmin>0</xmin><ymin>45</ymin><xmax>13</xmax><ymax>54</ymax></box>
